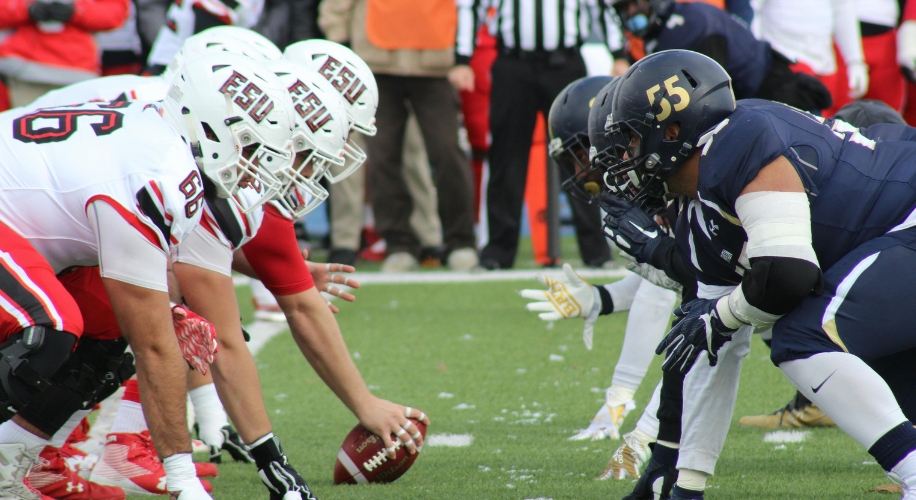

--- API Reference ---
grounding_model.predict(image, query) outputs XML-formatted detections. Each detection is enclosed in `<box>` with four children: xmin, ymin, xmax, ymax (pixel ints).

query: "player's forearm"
<box><xmin>278</xmin><ymin>288</ymin><xmax>374</xmax><ymax>416</ymax></box>
<box><xmin>103</xmin><ymin>278</ymin><xmax>191</xmax><ymax>457</ymax></box>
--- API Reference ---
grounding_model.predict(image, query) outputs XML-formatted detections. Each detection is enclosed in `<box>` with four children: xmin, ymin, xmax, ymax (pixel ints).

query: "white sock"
<box><xmin>0</xmin><ymin>421</ymin><xmax>49</xmax><ymax>450</ymax></box>
<box><xmin>892</xmin><ymin>450</ymin><xmax>916</xmax><ymax>492</ymax></box>
<box><xmin>189</xmin><ymin>384</ymin><xmax>229</xmax><ymax>448</ymax></box>
<box><xmin>780</xmin><ymin>352</ymin><xmax>906</xmax><ymax>448</ymax></box>
<box><xmin>634</xmin><ymin>381</ymin><xmax>662</xmax><ymax>439</ymax></box>
<box><xmin>49</xmin><ymin>409</ymin><xmax>91</xmax><ymax>448</ymax></box>
<box><xmin>86</xmin><ymin>386</ymin><xmax>124</xmax><ymax>445</ymax></box>
<box><xmin>251</xmin><ymin>280</ymin><xmax>278</xmax><ymax>306</ymax></box>
<box><xmin>163</xmin><ymin>453</ymin><xmax>198</xmax><ymax>493</ymax></box>
<box><xmin>677</xmin><ymin>468</ymin><xmax>709</xmax><ymax>490</ymax></box>
<box><xmin>109</xmin><ymin>401</ymin><xmax>149</xmax><ymax>435</ymax></box>
<box><xmin>606</xmin><ymin>385</ymin><xmax>637</xmax><ymax>408</ymax></box>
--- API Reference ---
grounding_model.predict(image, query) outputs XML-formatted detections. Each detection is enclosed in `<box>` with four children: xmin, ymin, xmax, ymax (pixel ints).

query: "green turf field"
<box><xmin>201</xmin><ymin>277</ymin><xmax>895</xmax><ymax>500</ymax></box>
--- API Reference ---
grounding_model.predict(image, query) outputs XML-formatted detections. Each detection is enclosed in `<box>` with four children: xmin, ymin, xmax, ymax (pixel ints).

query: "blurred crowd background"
<box><xmin>0</xmin><ymin>0</ymin><xmax>913</xmax><ymax>273</ymax></box>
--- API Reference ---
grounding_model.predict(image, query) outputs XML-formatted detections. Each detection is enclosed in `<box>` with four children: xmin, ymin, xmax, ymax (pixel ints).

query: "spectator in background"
<box><xmin>96</xmin><ymin>1</ymin><xmax>144</xmax><ymax>75</ymax></box>
<box><xmin>0</xmin><ymin>0</ymin><xmax>129</xmax><ymax>107</ymax></box>
<box><xmin>321</xmin><ymin>0</ymin><xmax>478</xmax><ymax>272</ymax></box>
<box><xmin>145</xmin><ymin>0</ymin><xmax>263</xmax><ymax>71</ymax></box>
<box><xmin>254</xmin><ymin>0</ymin><xmax>321</xmax><ymax>48</ymax></box>
<box><xmin>752</xmin><ymin>0</ymin><xmax>868</xmax><ymax>116</ymax></box>
<box><xmin>846</xmin><ymin>0</ymin><xmax>902</xmax><ymax>111</ymax></box>
<box><xmin>454</xmin><ymin>0</ymin><xmax>620</xmax><ymax>270</ymax></box>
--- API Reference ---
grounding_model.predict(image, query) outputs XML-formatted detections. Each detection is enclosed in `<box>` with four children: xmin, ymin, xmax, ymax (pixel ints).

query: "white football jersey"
<box><xmin>28</xmin><ymin>75</ymin><xmax>168</xmax><ymax>110</ymax></box>
<box><xmin>0</xmin><ymin>100</ymin><xmax>202</xmax><ymax>273</ymax></box>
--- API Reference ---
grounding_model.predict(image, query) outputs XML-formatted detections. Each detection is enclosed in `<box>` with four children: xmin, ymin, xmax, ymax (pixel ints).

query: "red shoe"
<box><xmin>29</xmin><ymin>446</ymin><xmax>125</xmax><ymax>499</ymax></box>
<box><xmin>88</xmin><ymin>433</ymin><xmax>213</xmax><ymax>495</ymax></box>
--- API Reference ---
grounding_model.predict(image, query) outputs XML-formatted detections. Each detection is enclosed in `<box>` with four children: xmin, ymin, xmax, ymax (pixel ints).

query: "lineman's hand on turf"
<box><xmin>303</xmin><ymin>249</ymin><xmax>360</xmax><ymax>313</ymax></box>
<box><xmin>655</xmin><ymin>299</ymin><xmax>736</xmax><ymax>373</ymax></box>
<box><xmin>171</xmin><ymin>304</ymin><xmax>218</xmax><ymax>374</ymax></box>
<box><xmin>519</xmin><ymin>263</ymin><xmax>601</xmax><ymax>350</ymax></box>
<box><xmin>356</xmin><ymin>396</ymin><xmax>430</xmax><ymax>459</ymax></box>
<box><xmin>599</xmin><ymin>194</ymin><xmax>666</xmax><ymax>264</ymax></box>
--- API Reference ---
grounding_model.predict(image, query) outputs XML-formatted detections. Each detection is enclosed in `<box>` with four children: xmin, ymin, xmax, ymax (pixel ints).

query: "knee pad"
<box><xmin>53</xmin><ymin>337</ymin><xmax>135</xmax><ymax>409</ymax></box>
<box><xmin>0</xmin><ymin>326</ymin><xmax>77</xmax><ymax>420</ymax></box>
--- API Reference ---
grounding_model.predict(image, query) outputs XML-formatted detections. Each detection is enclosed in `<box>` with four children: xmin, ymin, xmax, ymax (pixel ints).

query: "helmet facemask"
<box><xmin>274</xmin><ymin>131</ymin><xmax>343</xmax><ymax>218</ymax></box>
<box><xmin>550</xmin><ymin>134</ymin><xmax>602</xmax><ymax>203</ymax></box>
<box><xmin>323</xmin><ymin>134</ymin><xmax>367</xmax><ymax>183</ymax></box>
<box><xmin>599</xmin><ymin>120</ymin><xmax>670</xmax><ymax>214</ymax></box>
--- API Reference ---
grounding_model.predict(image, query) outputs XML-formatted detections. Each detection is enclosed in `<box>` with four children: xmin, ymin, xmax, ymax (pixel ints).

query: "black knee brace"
<box><xmin>16</xmin><ymin>337</ymin><xmax>134</xmax><ymax>436</ymax></box>
<box><xmin>0</xmin><ymin>326</ymin><xmax>77</xmax><ymax>420</ymax></box>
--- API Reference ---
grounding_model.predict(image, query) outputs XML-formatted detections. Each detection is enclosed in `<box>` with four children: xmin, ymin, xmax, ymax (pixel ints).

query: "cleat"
<box><xmin>598</xmin><ymin>430</ymin><xmax>651</xmax><ymax>480</ymax></box>
<box><xmin>216</xmin><ymin>426</ymin><xmax>253</xmax><ymax>464</ymax></box>
<box><xmin>0</xmin><ymin>443</ymin><xmax>44</xmax><ymax>500</ymax></box>
<box><xmin>89</xmin><ymin>432</ymin><xmax>213</xmax><ymax>495</ymax></box>
<box><xmin>622</xmin><ymin>455</ymin><xmax>678</xmax><ymax>500</ymax></box>
<box><xmin>739</xmin><ymin>393</ymin><xmax>835</xmax><ymax>429</ymax></box>
<box><xmin>30</xmin><ymin>446</ymin><xmax>125</xmax><ymax>500</ymax></box>
<box><xmin>569</xmin><ymin>400</ymin><xmax>636</xmax><ymax>441</ymax></box>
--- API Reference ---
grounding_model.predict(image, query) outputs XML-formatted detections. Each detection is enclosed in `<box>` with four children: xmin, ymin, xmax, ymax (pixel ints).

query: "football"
<box><xmin>333</xmin><ymin>419</ymin><xmax>427</xmax><ymax>484</ymax></box>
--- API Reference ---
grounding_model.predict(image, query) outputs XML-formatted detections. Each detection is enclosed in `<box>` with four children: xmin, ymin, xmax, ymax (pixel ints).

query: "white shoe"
<box><xmin>381</xmin><ymin>252</ymin><xmax>419</xmax><ymax>273</ymax></box>
<box><xmin>568</xmin><ymin>400</ymin><xmax>635</xmax><ymax>441</ymax></box>
<box><xmin>0</xmin><ymin>443</ymin><xmax>43</xmax><ymax>499</ymax></box>
<box><xmin>598</xmin><ymin>430</ymin><xmax>652</xmax><ymax>480</ymax></box>
<box><xmin>447</xmin><ymin>248</ymin><xmax>479</xmax><ymax>272</ymax></box>
<box><xmin>171</xmin><ymin>480</ymin><xmax>213</xmax><ymax>499</ymax></box>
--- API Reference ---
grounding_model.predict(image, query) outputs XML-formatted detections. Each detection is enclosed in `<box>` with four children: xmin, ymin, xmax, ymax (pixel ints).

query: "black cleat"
<box><xmin>214</xmin><ymin>425</ymin><xmax>254</xmax><ymax>464</ymax></box>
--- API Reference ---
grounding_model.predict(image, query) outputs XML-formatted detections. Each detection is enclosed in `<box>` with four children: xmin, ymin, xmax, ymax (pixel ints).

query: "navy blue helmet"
<box><xmin>548</xmin><ymin>75</ymin><xmax>613</xmax><ymax>201</ymax></box>
<box><xmin>599</xmin><ymin>50</ymin><xmax>736</xmax><ymax>210</ymax></box>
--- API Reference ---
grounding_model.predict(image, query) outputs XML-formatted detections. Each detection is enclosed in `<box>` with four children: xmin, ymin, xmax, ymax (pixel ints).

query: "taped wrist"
<box><xmin>596</xmin><ymin>285</ymin><xmax>614</xmax><ymax>315</ymax></box>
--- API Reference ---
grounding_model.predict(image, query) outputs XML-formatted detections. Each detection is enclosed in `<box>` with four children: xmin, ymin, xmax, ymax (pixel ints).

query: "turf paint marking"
<box><xmin>762</xmin><ymin>430</ymin><xmax>811</xmax><ymax>443</ymax></box>
<box><xmin>426</xmin><ymin>433</ymin><xmax>474</xmax><ymax>447</ymax></box>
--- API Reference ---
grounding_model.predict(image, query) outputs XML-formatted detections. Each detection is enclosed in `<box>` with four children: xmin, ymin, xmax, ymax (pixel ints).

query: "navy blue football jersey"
<box><xmin>650</xmin><ymin>3</ymin><xmax>770</xmax><ymax>99</ymax></box>
<box><xmin>676</xmin><ymin>99</ymin><xmax>916</xmax><ymax>288</ymax></box>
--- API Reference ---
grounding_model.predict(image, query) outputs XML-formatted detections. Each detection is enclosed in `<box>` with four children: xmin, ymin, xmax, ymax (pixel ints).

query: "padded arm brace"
<box><xmin>717</xmin><ymin>191</ymin><xmax>823</xmax><ymax>329</ymax></box>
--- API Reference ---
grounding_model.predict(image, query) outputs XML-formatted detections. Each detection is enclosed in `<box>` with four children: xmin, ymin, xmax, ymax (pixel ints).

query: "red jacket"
<box><xmin>0</xmin><ymin>0</ymin><xmax>129</xmax><ymax>84</ymax></box>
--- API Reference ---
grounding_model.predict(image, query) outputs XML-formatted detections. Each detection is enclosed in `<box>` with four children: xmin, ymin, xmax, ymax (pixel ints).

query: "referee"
<box><xmin>451</xmin><ymin>0</ymin><xmax>622</xmax><ymax>270</ymax></box>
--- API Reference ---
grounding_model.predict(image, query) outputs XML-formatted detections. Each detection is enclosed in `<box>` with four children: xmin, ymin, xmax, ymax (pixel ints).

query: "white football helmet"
<box><xmin>283</xmin><ymin>39</ymin><xmax>378</xmax><ymax>183</ymax></box>
<box><xmin>163</xmin><ymin>26</ymin><xmax>281</xmax><ymax>84</ymax></box>
<box><xmin>163</xmin><ymin>52</ymin><xmax>295</xmax><ymax>213</ymax></box>
<box><xmin>265</xmin><ymin>60</ymin><xmax>349</xmax><ymax>218</ymax></box>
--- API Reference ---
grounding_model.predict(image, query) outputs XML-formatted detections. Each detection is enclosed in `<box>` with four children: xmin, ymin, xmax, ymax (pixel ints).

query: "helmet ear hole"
<box><xmin>664</xmin><ymin>122</ymin><xmax>681</xmax><ymax>141</ymax></box>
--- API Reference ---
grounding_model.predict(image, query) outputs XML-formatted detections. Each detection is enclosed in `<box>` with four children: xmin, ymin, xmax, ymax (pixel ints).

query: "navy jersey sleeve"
<box><xmin>697</xmin><ymin>106</ymin><xmax>788</xmax><ymax>209</ymax></box>
<box><xmin>862</xmin><ymin>123</ymin><xmax>916</xmax><ymax>142</ymax></box>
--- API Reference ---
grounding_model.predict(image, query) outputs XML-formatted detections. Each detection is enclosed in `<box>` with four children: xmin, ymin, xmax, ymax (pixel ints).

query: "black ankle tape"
<box><xmin>869</xmin><ymin>422</ymin><xmax>916</xmax><ymax>471</ymax></box>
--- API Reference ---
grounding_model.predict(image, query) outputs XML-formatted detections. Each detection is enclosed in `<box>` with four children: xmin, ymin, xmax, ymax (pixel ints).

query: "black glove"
<box><xmin>599</xmin><ymin>194</ymin><xmax>667</xmax><ymax>264</ymax></box>
<box><xmin>28</xmin><ymin>0</ymin><xmax>73</xmax><ymax>22</ymax></box>
<box><xmin>249</xmin><ymin>435</ymin><xmax>318</xmax><ymax>500</ymax></box>
<box><xmin>622</xmin><ymin>455</ymin><xmax>678</xmax><ymax>500</ymax></box>
<box><xmin>655</xmin><ymin>299</ymin><xmax>738</xmax><ymax>373</ymax></box>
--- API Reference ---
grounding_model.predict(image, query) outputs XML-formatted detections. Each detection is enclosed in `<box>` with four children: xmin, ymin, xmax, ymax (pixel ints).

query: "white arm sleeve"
<box><xmin>87</xmin><ymin>200</ymin><xmax>169</xmax><ymax>292</ymax></box>
<box><xmin>171</xmin><ymin>225</ymin><xmax>233</xmax><ymax>277</ymax></box>
<box><xmin>832</xmin><ymin>0</ymin><xmax>864</xmax><ymax>65</ymax></box>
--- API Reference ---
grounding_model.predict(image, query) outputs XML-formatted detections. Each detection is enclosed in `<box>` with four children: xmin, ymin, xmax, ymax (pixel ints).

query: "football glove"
<box><xmin>519</xmin><ymin>263</ymin><xmax>601</xmax><ymax>350</ymax></box>
<box><xmin>655</xmin><ymin>299</ymin><xmax>736</xmax><ymax>373</ymax></box>
<box><xmin>599</xmin><ymin>194</ymin><xmax>667</xmax><ymax>264</ymax></box>
<box><xmin>171</xmin><ymin>304</ymin><xmax>218</xmax><ymax>375</ymax></box>
<box><xmin>621</xmin><ymin>454</ymin><xmax>678</xmax><ymax>500</ymax></box>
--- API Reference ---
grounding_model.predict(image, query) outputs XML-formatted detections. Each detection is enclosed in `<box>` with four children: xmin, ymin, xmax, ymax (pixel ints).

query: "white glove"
<box><xmin>519</xmin><ymin>263</ymin><xmax>601</xmax><ymax>349</ymax></box>
<box><xmin>846</xmin><ymin>61</ymin><xmax>869</xmax><ymax>99</ymax></box>
<box><xmin>898</xmin><ymin>21</ymin><xmax>916</xmax><ymax>71</ymax></box>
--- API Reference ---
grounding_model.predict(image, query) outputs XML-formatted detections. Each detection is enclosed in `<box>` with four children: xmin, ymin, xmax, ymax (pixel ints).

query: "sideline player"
<box><xmin>603</xmin><ymin>49</ymin><xmax>916</xmax><ymax>500</ymax></box>
<box><xmin>0</xmin><ymin>51</ymin><xmax>295</xmax><ymax>499</ymax></box>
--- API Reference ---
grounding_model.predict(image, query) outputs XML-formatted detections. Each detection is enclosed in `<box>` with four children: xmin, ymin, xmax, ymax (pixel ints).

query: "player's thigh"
<box><xmin>772</xmin><ymin>229</ymin><xmax>916</xmax><ymax>365</ymax></box>
<box><xmin>0</xmin><ymin>223</ymin><xmax>82</xmax><ymax>338</ymax></box>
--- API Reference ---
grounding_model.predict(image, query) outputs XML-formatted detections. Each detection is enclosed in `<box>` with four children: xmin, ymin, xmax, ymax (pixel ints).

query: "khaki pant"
<box><xmin>6</xmin><ymin>77</ymin><xmax>61</xmax><ymax>108</ymax></box>
<box><xmin>329</xmin><ymin>111</ymin><xmax>442</xmax><ymax>250</ymax></box>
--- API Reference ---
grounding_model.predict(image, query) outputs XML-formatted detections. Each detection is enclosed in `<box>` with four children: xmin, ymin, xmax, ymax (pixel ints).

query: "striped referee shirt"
<box><xmin>455</xmin><ymin>0</ymin><xmax>623</xmax><ymax>65</ymax></box>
